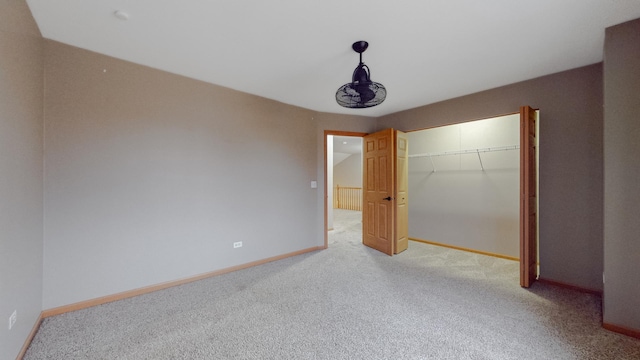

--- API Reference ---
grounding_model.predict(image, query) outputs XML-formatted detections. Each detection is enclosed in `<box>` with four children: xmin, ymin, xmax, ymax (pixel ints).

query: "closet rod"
<box><xmin>408</xmin><ymin>145</ymin><xmax>520</xmax><ymax>159</ymax></box>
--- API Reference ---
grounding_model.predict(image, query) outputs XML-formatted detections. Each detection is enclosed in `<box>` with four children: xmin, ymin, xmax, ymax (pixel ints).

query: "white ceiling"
<box><xmin>26</xmin><ymin>0</ymin><xmax>640</xmax><ymax>117</ymax></box>
<box><xmin>333</xmin><ymin>136</ymin><xmax>362</xmax><ymax>155</ymax></box>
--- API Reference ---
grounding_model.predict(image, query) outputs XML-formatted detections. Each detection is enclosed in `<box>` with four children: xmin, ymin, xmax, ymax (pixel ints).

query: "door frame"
<box><xmin>402</xmin><ymin>109</ymin><xmax>539</xmax><ymax>282</ymax></box>
<box><xmin>520</xmin><ymin>105</ymin><xmax>538</xmax><ymax>287</ymax></box>
<box><xmin>323</xmin><ymin>130</ymin><xmax>367</xmax><ymax>249</ymax></box>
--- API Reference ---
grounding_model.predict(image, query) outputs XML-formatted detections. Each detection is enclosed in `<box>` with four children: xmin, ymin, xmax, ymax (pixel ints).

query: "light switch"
<box><xmin>311</xmin><ymin>181</ymin><xmax>317</xmax><ymax>189</ymax></box>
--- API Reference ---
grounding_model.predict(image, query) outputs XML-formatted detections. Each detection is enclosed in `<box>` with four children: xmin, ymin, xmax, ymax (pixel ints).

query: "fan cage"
<box><xmin>336</xmin><ymin>82</ymin><xmax>387</xmax><ymax>108</ymax></box>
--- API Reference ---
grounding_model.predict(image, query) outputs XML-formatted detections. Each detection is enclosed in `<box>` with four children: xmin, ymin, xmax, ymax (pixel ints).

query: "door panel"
<box><xmin>378</xmin><ymin>202</ymin><xmax>390</xmax><ymax>242</ymax></box>
<box><xmin>395</xmin><ymin>131</ymin><xmax>409</xmax><ymax>254</ymax></box>
<box><xmin>363</xmin><ymin>129</ymin><xmax>394</xmax><ymax>255</ymax></box>
<box><xmin>520</xmin><ymin>106</ymin><xmax>538</xmax><ymax>287</ymax></box>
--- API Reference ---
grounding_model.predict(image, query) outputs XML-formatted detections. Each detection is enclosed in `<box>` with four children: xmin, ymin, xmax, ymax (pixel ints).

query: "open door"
<box><xmin>362</xmin><ymin>128</ymin><xmax>408</xmax><ymax>255</ymax></box>
<box><xmin>520</xmin><ymin>106</ymin><xmax>538</xmax><ymax>287</ymax></box>
<box><xmin>363</xmin><ymin>129</ymin><xmax>394</xmax><ymax>255</ymax></box>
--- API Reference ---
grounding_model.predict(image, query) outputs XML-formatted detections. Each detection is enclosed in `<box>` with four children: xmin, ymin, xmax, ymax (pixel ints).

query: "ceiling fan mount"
<box><xmin>352</xmin><ymin>41</ymin><xmax>368</xmax><ymax>54</ymax></box>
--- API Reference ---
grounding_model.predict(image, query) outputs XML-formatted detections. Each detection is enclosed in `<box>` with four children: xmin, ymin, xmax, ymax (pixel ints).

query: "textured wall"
<box><xmin>377</xmin><ymin>64</ymin><xmax>604</xmax><ymax>291</ymax></box>
<box><xmin>0</xmin><ymin>1</ymin><xmax>44</xmax><ymax>358</ymax></box>
<box><xmin>42</xmin><ymin>41</ymin><xmax>319</xmax><ymax>309</ymax></box>
<box><xmin>603</xmin><ymin>18</ymin><xmax>640</xmax><ymax>332</ymax></box>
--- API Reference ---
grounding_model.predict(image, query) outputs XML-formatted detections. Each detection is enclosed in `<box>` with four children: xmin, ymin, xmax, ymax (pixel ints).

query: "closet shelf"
<box><xmin>409</xmin><ymin>145</ymin><xmax>519</xmax><ymax>158</ymax></box>
<box><xmin>408</xmin><ymin>145</ymin><xmax>520</xmax><ymax>172</ymax></box>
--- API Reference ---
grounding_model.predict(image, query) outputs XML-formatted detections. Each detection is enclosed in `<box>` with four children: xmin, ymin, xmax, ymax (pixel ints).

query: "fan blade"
<box><xmin>356</xmin><ymin>84</ymin><xmax>376</xmax><ymax>103</ymax></box>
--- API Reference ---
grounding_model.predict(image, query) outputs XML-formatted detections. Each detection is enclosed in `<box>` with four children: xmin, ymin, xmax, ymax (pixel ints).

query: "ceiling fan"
<box><xmin>335</xmin><ymin>41</ymin><xmax>387</xmax><ymax>109</ymax></box>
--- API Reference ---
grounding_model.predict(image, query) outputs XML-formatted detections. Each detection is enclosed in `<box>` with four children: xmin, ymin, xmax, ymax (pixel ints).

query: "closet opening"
<box><xmin>407</xmin><ymin>111</ymin><xmax>539</xmax><ymax>276</ymax></box>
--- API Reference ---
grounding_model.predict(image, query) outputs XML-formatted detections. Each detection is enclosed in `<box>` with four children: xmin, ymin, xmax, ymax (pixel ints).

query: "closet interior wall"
<box><xmin>407</xmin><ymin>114</ymin><xmax>520</xmax><ymax>258</ymax></box>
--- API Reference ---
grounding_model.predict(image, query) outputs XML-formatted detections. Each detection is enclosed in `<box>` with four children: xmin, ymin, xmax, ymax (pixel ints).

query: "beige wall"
<box><xmin>0</xmin><ymin>1</ymin><xmax>44</xmax><ymax>358</ymax></box>
<box><xmin>42</xmin><ymin>41</ymin><xmax>323</xmax><ymax>309</ymax></box>
<box><xmin>378</xmin><ymin>64</ymin><xmax>604</xmax><ymax>292</ymax></box>
<box><xmin>40</xmin><ymin>40</ymin><xmax>376</xmax><ymax>310</ymax></box>
<box><xmin>334</xmin><ymin>153</ymin><xmax>362</xmax><ymax>189</ymax></box>
<box><xmin>603</xmin><ymin>18</ymin><xmax>640</xmax><ymax>332</ymax></box>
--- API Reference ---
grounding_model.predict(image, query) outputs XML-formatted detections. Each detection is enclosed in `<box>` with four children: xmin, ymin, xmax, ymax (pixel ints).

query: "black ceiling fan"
<box><xmin>335</xmin><ymin>41</ymin><xmax>387</xmax><ymax>109</ymax></box>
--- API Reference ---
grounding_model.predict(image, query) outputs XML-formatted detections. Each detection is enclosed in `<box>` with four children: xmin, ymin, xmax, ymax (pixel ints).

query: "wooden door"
<box><xmin>520</xmin><ymin>106</ymin><xmax>538</xmax><ymax>287</ymax></box>
<box><xmin>395</xmin><ymin>131</ymin><xmax>409</xmax><ymax>254</ymax></box>
<box><xmin>363</xmin><ymin>129</ymin><xmax>395</xmax><ymax>255</ymax></box>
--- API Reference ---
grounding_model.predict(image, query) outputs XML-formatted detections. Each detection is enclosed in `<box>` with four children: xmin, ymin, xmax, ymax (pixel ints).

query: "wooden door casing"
<box><xmin>520</xmin><ymin>106</ymin><xmax>538</xmax><ymax>287</ymax></box>
<box><xmin>323</xmin><ymin>130</ymin><xmax>368</xmax><ymax>249</ymax></box>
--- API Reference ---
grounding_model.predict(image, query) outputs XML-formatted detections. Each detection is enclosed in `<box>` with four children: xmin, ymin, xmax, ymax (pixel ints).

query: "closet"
<box><xmin>407</xmin><ymin>114</ymin><xmax>520</xmax><ymax>258</ymax></box>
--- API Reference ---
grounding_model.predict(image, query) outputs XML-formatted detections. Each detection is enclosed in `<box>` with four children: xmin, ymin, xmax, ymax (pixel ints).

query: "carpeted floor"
<box><xmin>25</xmin><ymin>209</ymin><xmax>640</xmax><ymax>359</ymax></box>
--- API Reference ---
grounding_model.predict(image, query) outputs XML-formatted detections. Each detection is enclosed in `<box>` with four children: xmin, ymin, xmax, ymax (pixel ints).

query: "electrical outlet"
<box><xmin>9</xmin><ymin>310</ymin><xmax>16</xmax><ymax>330</ymax></box>
<box><xmin>233</xmin><ymin>241</ymin><xmax>243</xmax><ymax>248</ymax></box>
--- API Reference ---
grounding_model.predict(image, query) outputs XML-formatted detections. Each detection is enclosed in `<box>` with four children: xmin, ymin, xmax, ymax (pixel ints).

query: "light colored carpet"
<box><xmin>25</xmin><ymin>209</ymin><xmax>640</xmax><ymax>359</ymax></box>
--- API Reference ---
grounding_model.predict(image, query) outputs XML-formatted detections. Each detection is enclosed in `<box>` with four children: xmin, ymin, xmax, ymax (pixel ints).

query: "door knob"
<box><xmin>383</xmin><ymin>196</ymin><xmax>393</xmax><ymax>201</ymax></box>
